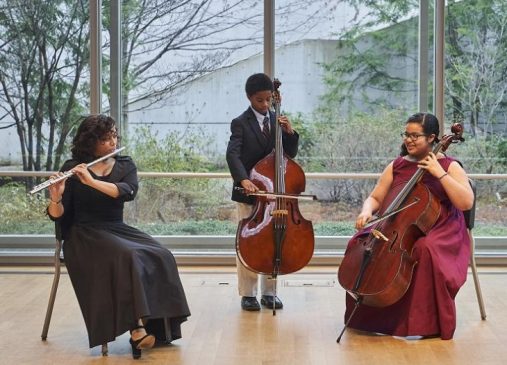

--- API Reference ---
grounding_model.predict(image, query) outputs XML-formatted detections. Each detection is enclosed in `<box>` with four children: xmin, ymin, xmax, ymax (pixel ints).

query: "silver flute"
<box><xmin>29</xmin><ymin>146</ymin><xmax>126</xmax><ymax>194</ymax></box>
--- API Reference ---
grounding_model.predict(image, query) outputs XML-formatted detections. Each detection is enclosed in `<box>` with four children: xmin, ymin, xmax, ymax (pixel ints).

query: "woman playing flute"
<box><xmin>46</xmin><ymin>114</ymin><xmax>190</xmax><ymax>359</ymax></box>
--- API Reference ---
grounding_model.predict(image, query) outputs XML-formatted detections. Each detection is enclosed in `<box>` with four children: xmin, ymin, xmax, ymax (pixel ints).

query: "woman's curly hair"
<box><xmin>400</xmin><ymin>112</ymin><xmax>440</xmax><ymax>156</ymax></box>
<box><xmin>71</xmin><ymin>114</ymin><xmax>117</xmax><ymax>162</ymax></box>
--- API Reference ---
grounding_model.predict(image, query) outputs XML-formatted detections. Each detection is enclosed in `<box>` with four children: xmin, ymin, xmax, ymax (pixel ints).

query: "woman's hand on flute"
<box><xmin>72</xmin><ymin>164</ymin><xmax>95</xmax><ymax>186</ymax></box>
<box><xmin>48</xmin><ymin>172</ymin><xmax>67</xmax><ymax>203</ymax></box>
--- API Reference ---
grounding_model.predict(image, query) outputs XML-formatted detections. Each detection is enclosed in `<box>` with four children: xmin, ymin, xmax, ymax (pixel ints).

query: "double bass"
<box><xmin>235</xmin><ymin>79</ymin><xmax>315</xmax><ymax>313</ymax></box>
<box><xmin>336</xmin><ymin>123</ymin><xmax>464</xmax><ymax>342</ymax></box>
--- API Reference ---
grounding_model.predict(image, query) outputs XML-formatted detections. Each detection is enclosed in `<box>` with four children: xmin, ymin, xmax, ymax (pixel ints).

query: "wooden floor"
<box><xmin>0</xmin><ymin>265</ymin><xmax>506</xmax><ymax>365</ymax></box>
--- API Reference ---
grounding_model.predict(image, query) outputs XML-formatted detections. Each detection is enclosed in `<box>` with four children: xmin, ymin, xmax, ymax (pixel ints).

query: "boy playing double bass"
<box><xmin>226</xmin><ymin>73</ymin><xmax>299</xmax><ymax>311</ymax></box>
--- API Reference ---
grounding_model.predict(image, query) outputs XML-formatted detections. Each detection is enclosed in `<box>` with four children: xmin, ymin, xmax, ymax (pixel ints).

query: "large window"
<box><xmin>443</xmin><ymin>0</ymin><xmax>507</xmax><ymax>236</ymax></box>
<box><xmin>0</xmin><ymin>1</ymin><xmax>505</xmax><ymax>249</ymax></box>
<box><xmin>274</xmin><ymin>1</ymin><xmax>422</xmax><ymax>230</ymax></box>
<box><xmin>0</xmin><ymin>1</ymin><xmax>90</xmax><ymax>170</ymax></box>
<box><xmin>0</xmin><ymin>1</ymin><xmax>91</xmax><ymax>237</ymax></box>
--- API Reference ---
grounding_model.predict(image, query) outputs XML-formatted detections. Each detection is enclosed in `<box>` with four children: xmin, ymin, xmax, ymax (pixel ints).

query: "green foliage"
<box><xmin>2</xmin><ymin>210</ymin><xmax>505</xmax><ymax>237</ymax></box>
<box><xmin>284</xmin><ymin>112</ymin><xmax>315</xmax><ymax>162</ymax></box>
<box><xmin>305</xmin><ymin>108</ymin><xmax>406</xmax><ymax>172</ymax></box>
<box><xmin>0</xmin><ymin>0</ymin><xmax>89</xmax><ymax>171</ymax></box>
<box><xmin>322</xmin><ymin>0</ymin><xmax>507</xmax><ymax>149</ymax></box>
<box><xmin>300</xmin><ymin>107</ymin><xmax>407</xmax><ymax>203</ymax></box>
<box><xmin>134</xmin><ymin>220</ymin><xmax>237</xmax><ymax>235</ymax></box>
<box><xmin>134</xmin><ymin>220</ymin><xmax>356</xmax><ymax>236</ymax></box>
<box><xmin>498</xmin><ymin>140</ymin><xmax>507</xmax><ymax>167</ymax></box>
<box><xmin>0</xmin><ymin>221</ymin><xmax>53</xmax><ymax>235</ymax></box>
<box><xmin>0</xmin><ymin>182</ymin><xmax>52</xmax><ymax>233</ymax></box>
<box><xmin>318</xmin><ymin>0</ymin><xmax>507</xmax><ymax>179</ymax></box>
<box><xmin>445</xmin><ymin>0</ymin><xmax>507</xmax><ymax>128</ymax></box>
<box><xmin>314</xmin><ymin>221</ymin><xmax>356</xmax><ymax>236</ymax></box>
<box><xmin>451</xmin><ymin>132</ymin><xmax>507</xmax><ymax>200</ymax></box>
<box><xmin>452</xmin><ymin>133</ymin><xmax>507</xmax><ymax>174</ymax></box>
<box><xmin>123</xmin><ymin>126</ymin><xmax>227</xmax><ymax>224</ymax></box>
<box><xmin>473</xmin><ymin>224</ymin><xmax>507</xmax><ymax>236</ymax></box>
<box><xmin>321</xmin><ymin>0</ymin><xmax>419</xmax><ymax>115</ymax></box>
<box><xmin>130</xmin><ymin>126</ymin><xmax>216</xmax><ymax>172</ymax></box>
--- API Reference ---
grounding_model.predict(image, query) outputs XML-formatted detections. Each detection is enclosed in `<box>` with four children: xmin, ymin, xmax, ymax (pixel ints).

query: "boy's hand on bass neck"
<box><xmin>277</xmin><ymin>115</ymin><xmax>294</xmax><ymax>134</ymax></box>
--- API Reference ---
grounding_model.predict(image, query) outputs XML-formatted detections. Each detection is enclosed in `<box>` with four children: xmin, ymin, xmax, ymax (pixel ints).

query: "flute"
<box><xmin>29</xmin><ymin>146</ymin><xmax>126</xmax><ymax>194</ymax></box>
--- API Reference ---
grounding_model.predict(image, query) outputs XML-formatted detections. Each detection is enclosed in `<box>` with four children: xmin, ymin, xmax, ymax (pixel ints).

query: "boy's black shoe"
<box><xmin>261</xmin><ymin>295</ymin><xmax>283</xmax><ymax>309</ymax></box>
<box><xmin>241</xmin><ymin>296</ymin><xmax>260</xmax><ymax>311</ymax></box>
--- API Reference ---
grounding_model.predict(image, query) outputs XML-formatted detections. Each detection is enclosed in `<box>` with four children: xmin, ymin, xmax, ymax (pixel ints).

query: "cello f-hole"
<box><xmin>388</xmin><ymin>232</ymin><xmax>399</xmax><ymax>252</ymax></box>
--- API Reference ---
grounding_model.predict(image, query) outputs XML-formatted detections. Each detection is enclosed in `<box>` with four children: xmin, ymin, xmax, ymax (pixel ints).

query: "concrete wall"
<box><xmin>0</xmin><ymin>39</ymin><xmax>344</xmax><ymax>165</ymax></box>
<box><xmin>0</xmin><ymin>122</ymin><xmax>20</xmax><ymax>167</ymax></box>
<box><xmin>127</xmin><ymin>39</ymin><xmax>343</xmax><ymax>154</ymax></box>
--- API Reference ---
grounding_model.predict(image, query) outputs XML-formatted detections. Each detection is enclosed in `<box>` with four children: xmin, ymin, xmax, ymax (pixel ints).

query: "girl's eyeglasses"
<box><xmin>400</xmin><ymin>132</ymin><xmax>426</xmax><ymax>141</ymax></box>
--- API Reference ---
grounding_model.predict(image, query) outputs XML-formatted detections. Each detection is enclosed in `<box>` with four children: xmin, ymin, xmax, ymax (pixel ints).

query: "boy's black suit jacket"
<box><xmin>226</xmin><ymin>107</ymin><xmax>299</xmax><ymax>204</ymax></box>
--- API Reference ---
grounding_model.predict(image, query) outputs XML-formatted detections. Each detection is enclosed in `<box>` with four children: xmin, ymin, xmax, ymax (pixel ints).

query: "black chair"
<box><xmin>463</xmin><ymin>179</ymin><xmax>487</xmax><ymax>320</ymax></box>
<box><xmin>41</xmin><ymin>222</ymin><xmax>109</xmax><ymax>356</ymax></box>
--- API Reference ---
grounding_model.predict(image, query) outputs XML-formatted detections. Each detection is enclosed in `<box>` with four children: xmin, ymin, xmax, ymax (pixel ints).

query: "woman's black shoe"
<box><xmin>129</xmin><ymin>325</ymin><xmax>156</xmax><ymax>359</ymax></box>
<box><xmin>129</xmin><ymin>337</ymin><xmax>142</xmax><ymax>359</ymax></box>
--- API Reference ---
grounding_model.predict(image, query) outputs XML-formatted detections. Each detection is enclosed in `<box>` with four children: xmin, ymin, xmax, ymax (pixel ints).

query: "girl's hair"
<box><xmin>245</xmin><ymin>73</ymin><xmax>274</xmax><ymax>97</ymax></box>
<box><xmin>71</xmin><ymin>114</ymin><xmax>117</xmax><ymax>162</ymax></box>
<box><xmin>400</xmin><ymin>112</ymin><xmax>440</xmax><ymax>156</ymax></box>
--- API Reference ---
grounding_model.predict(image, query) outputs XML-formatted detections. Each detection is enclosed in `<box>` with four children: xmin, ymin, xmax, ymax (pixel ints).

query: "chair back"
<box><xmin>55</xmin><ymin>221</ymin><xmax>63</xmax><ymax>241</ymax></box>
<box><xmin>463</xmin><ymin>179</ymin><xmax>476</xmax><ymax>230</ymax></box>
<box><xmin>54</xmin><ymin>221</ymin><xmax>65</xmax><ymax>263</ymax></box>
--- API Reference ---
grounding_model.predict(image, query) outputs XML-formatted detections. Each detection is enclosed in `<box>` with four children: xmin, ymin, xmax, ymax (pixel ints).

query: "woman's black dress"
<box><xmin>50</xmin><ymin>156</ymin><xmax>190</xmax><ymax>348</ymax></box>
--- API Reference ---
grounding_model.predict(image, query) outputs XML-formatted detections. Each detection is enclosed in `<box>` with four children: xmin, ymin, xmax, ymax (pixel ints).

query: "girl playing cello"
<box><xmin>340</xmin><ymin>112</ymin><xmax>473</xmax><ymax>340</ymax></box>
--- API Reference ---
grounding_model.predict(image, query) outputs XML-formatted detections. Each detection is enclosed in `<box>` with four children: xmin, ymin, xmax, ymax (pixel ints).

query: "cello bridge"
<box><xmin>371</xmin><ymin>229</ymin><xmax>389</xmax><ymax>242</ymax></box>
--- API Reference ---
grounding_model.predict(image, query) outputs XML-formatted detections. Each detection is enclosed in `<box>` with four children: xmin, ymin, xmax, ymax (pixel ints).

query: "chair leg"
<box><xmin>101</xmin><ymin>343</ymin><xmax>108</xmax><ymax>356</ymax></box>
<box><xmin>164</xmin><ymin>317</ymin><xmax>171</xmax><ymax>344</ymax></box>
<box><xmin>41</xmin><ymin>239</ymin><xmax>63</xmax><ymax>340</ymax></box>
<box><xmin>469</xmin><ymin>230</ymin><xmax>487</xmax><ymax>320</ymax></box>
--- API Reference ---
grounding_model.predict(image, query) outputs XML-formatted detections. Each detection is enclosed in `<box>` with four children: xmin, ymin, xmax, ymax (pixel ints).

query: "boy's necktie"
<box><xmin>262</xmin><ymin>116</ymin><xmax>270</xmax><ymax>139</ymax></box>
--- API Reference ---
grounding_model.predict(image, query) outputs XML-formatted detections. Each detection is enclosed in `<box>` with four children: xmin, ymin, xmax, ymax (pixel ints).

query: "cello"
<box><xmin>336</xmin><ymin>123</ymin><xmax>464</xmax><ymax>342</ymax></box>
<box><xmin>235</xmin><ymin>79</ymin><xmax>315</xmax><ymax>314</ymax></box>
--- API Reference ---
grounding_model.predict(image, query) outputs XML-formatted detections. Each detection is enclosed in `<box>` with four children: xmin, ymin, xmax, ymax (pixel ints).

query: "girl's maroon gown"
<box><xmin>344</xmin><ymin>156</ymin><xmax>470</xmax><ymax>340</ymax></box>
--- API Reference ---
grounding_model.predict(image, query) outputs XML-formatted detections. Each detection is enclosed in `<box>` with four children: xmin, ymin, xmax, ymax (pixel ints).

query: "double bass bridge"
<box><xmin>271</xmin><ymin>209</ymin><xmax>288</xmax><ymax>217</ymax></box>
